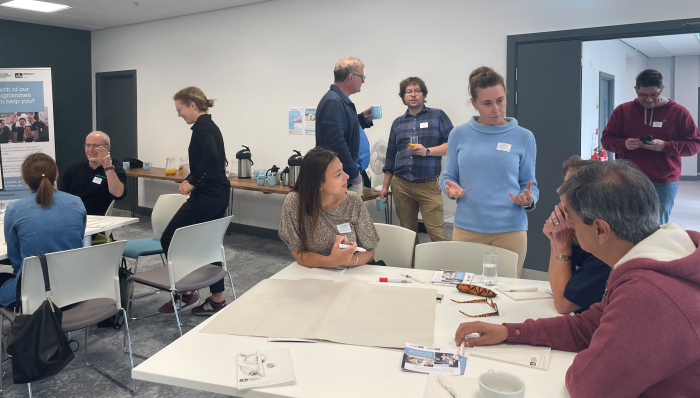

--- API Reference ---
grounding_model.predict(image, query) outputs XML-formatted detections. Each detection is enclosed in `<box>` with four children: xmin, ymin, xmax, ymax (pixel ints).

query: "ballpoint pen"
<box><xmin>501</xmin><ymin>287</ymin><xmax>538</xmax><ymax>292</ymax></box>
<box><xmin>401</xmin><ymin>273</ymin><xmax>425</xmax><ymax>283</ymax></box>
<box><xmin>438</xmin><ymin>375</ymin><xmax>460</xmax><ymax>398</ymax></box>
<box><xmin>458</xmin><ymin>341</ymin><xmax>465</xmax><ymax>357</ymax></box>
<box><xmin>256</xmin><ymin>351</ymin><xmax>265</xmax><ymax>377</ymax></box>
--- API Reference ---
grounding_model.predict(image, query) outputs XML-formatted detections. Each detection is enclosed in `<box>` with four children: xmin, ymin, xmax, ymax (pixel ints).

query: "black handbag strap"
<box><xmin>36</xmin><ymin>253</ymin><xmax>51</xmax><ymax>293</ymax></box>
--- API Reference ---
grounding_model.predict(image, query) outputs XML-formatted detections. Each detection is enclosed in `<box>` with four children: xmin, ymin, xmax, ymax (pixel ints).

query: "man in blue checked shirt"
<box><xmin>380</xmin><ymin>77</ymin><xmax>452</xmax><ymax>242</ymax></box>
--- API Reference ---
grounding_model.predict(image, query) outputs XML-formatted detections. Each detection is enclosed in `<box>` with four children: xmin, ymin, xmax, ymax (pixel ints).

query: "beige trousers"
<box><xmin>391</xmin><ymin>176</ymin><xmax>449</xmax><ymax>242</ymax></box>
<box><xmin>452</xmin><ymin>227</ymin><xmax>527</xmax><ymax>277</ymax></box>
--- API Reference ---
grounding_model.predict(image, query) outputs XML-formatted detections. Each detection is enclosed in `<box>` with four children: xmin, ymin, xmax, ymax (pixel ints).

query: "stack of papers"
<box><xmin>469</xmin><ymin>344</ymin><xmax>551</xmax><ymax>370</ymax></box>
<box><xmin>401</xmin><ymin>343</ymin><xmax>467</xmax><ymax>376</ymax></box>
<box><xmin>431</xmin><ymin>270</ymin><xmax>474</xmax><ymax>286</ymax></box>
<box><xmin>497</xmin><ymin>288</ymin><xmax>553</xmax><ymax>301</ymax></box>
<box><xmin>237</xmin><ymin>348</ymin><xmax>296</xmax><ymax>390</ymax></box>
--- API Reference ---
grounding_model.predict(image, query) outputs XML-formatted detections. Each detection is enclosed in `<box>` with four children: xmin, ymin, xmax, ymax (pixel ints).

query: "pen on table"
<box><xmin>400</xmin><ymin>273</ymin><xmax>425</xmax><ymax>283</ymax></box>
<box><xmin>256</xmin><ymin>351</ymin><xmax>265</xmax><ymax>377</ymax></box>
<box><xmin>379</xmin><ymin>277</ymin><xmax>412</xmax><ymax>283</ymax></box>
<box><xmin>438</xmin><ymin>375</ymin><xmax>460</xmax><ymax>398</ymax></box>
<box><xmin>501</xmin><ymin>287</ymin><xmax>538</xmax><ymax>292</ymax></box>
<box><xmin>339</xmin><ymin>244</ymin><xmax>367</xmax><ymax>252</ymax></box>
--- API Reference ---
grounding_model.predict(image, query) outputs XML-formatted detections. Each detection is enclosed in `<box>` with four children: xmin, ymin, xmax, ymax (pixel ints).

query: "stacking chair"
<box><xmin>372</xmin><ymin>223</ymin><xmax>417</xmax><ymax>268</ymax></box>
<box><xmin>126</xmin><ymin>216</ymin><xmax>235</xmax><ymax>336</ymax></box>
<box><xmin>414</xmin><ymin>241</ymin><xmax>519</xmax><ymax>278</ymax></box>
<box><xmin>122</xmin><ymin>194</ymin><xmax>187</xmax><ymax>274</ymax></box>
<box><xmin>0</xmin><ymin>241</ymin><xmax>135</xmax><ymax>397</ymax></box>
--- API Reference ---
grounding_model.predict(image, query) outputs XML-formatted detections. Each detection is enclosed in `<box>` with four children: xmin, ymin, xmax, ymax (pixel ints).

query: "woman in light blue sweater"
<box><xmin>440</xmin><ymin>67</ymin><xmax>538</xmax><ymax>276</ymax></box>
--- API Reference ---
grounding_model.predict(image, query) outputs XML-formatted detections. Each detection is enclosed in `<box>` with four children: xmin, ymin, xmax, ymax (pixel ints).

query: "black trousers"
<box><xmin>160</xmin><ymin>184</ymin><xmax>229</xmax><ymax>294</ymax></box>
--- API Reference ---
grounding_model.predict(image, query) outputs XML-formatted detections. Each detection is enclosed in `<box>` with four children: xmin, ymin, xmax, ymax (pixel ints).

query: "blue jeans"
<box><xmin>654</xmin><ymin>181</ymin><xmax>679</xmax><ymax>224</ymax></box>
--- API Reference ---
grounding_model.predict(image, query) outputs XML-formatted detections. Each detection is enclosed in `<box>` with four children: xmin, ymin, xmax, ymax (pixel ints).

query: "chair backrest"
<box><xmin>414</xmin><ymin>241</ymin><xmax>519</xmax><ymax>278</ymax></box>
<box><xmin>373</xmin><ymin>223</ymin><xmax>416</xmax><ymax>268</ymax></box>
<box><xmin>20</xmin><ymin>241</ymin><xmax>127</xmax><ymax>315</ymax></box>
<box><xmin>104</xmin><ymin>200</ymin><xmax>116</xmax><ymax>217</ymax></box>
<box><xmin>167</xmin><ymin>216</ymin><xmax>232</xmax><ymax>288</ymax></box>
<box><xmin>151</xmin><ymin>194</ymin><xmax>188</xmax><ymax>238</ymax></box>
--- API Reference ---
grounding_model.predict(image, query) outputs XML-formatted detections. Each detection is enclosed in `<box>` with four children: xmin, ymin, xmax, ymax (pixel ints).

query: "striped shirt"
<box><xmin>383</xmin><ymin>106</ymin><xmax>453</xmax><ymax>181</ymax></box>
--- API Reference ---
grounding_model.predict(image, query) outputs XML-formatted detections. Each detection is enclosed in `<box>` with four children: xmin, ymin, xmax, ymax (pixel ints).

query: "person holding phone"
<box><xmin>601</xmin><ymin>69</ymin><xmax>700</xmax><ymax>224</ymax></box>
<box><xmin>440</xmin><ymin>67</ymin><xmax>538</xmax><ymax>276</ymax></box>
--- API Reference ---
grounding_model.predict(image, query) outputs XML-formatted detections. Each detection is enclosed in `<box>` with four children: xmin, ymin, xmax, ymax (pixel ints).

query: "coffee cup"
<box><xmin>371</xmin><ymin>105</ymin><xmax>382</xmax><ymax>120</ymax></box>
<box><xmin>143</xmin><ymin>162</ymin><xmax>152</xmax><ymax>171</ymax></box>
<box><xmin>267</xmin><ymin>175</ymin><xmax>277</xmax><ymax>187</ymax></box>
<box><xmin>122</xmin><ymin>161</ymin><xmax>130</xmax><ymax>171</ymax></box>
<box><xmin>376</xmin><ymin>198</ymin><xmax>386</xmax><ymax>212</ymax></box>
<box><xmin>256</xmin><ymin>175</ymin><xmax>267</xmax><ymax>186</ymax></box>
<box><xmin>478</xmin><ymin>370</ymin><xmax>525</xmax><ymax>398</ymax></box>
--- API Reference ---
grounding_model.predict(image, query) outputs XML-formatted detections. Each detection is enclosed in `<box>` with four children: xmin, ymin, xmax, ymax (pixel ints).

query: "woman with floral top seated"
<box><xmin>279</xmin><ymin>147</ymin><xmax>379</xmax><ymax>268</ymax></box>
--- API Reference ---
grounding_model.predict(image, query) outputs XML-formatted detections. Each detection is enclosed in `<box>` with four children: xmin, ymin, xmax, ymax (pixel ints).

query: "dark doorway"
<box><xmin>96</xmin><ymin>70</ymin><xmax>137</xmax><ymax>211</ymax></box>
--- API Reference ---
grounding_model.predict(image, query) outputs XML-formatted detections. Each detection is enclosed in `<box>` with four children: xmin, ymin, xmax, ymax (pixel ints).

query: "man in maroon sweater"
<box><xmin>455</xmin><ymin>161</ymin><xmax>700</xmax><ymax>398</ymax></box>
<box><xmin>601</xmin><ymin>69</ymin><xmax>700</xmax><ymax>224</ymax></box>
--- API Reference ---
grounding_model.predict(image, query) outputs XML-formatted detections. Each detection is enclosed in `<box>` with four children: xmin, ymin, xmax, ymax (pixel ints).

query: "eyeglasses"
<box><xmin>352</xmin><ymin>73</ymin><xmax>366</xmax><ymax>82</ymax></box>
<box><xmin>636</xmin><ymin>91</ymin><xmax>661</xmax><ymax>100</ymax></box>
<box><xmin>405</xmin><ymin>89</ymin><xmax>423</xmax><ymax>95</ymax></box>
<box><xmin>451</xmin><ymin>298</ymin><xmax>500</xmax><ymax>318</ymax></box>
<box><xmin>84</xmin><ymin>144</ymin><xmax>106</xmax><ymax>149</ymax></box>
<box><xmin>176</xmin><ymin>105</ymin><xmax>189</xmax><ymax>114</ymax></box>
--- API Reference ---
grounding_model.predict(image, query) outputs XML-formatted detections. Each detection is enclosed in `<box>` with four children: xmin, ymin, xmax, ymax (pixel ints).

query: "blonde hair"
<box><xmin>173</xmin><ymin>86</ymin><xmax>215</xmax><ymax>112</ymax></box>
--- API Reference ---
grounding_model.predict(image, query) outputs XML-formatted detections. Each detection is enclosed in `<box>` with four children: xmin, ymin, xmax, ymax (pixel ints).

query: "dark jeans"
<box><xmin>160</xmin><ymin>185</ymin><xmax>229</xmax><ymax>294</ymax></box>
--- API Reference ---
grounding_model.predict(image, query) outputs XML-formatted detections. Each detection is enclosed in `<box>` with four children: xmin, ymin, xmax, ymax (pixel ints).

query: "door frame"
<box><xmin>598</xmin><ymin>71</ymin><xmax>615</xmax><ymax>148</ymax></box>
<box><xmin>507</xmin><ymin>18</ymin><xmax>700</xmax><ymax>118</ymax></box>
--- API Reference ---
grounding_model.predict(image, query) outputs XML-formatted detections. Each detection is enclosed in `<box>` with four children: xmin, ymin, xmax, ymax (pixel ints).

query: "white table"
<box><xmin>133</xmin><ymin>264</ymin><xmax>577</xmax><ymax>397</ymax></box>
<box><xmin>0</xmin><ymin>215</ymin><xmax>139</xmax><ymax>260</ymax></box>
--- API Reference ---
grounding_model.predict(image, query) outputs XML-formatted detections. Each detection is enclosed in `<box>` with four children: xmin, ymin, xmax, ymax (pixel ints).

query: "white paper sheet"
<box><xmin>469</xmin><ymin>344</ymin><xmax>551</xmax><ymax>370</ymax></box>
<box><xmin>201</xmin><ymin>279</ymin><xmax>437</xmax><ymax>349</ymax></box>
<box><xmin>497</xmin><ymin>288</ymin><xmax>553</xmax><ymax>301</ymax></box>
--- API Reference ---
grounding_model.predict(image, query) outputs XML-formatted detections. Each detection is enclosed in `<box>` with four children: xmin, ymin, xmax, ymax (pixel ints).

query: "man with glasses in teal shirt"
<box><xmin>60</xmin><ymin>131</ymin><xmax>127</xmax><ymax>215</ymax></box>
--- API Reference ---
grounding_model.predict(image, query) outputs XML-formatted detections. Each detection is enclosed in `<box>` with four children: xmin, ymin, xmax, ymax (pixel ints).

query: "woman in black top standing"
<box><xmin>158</xmin><ymin>86</ymin><xmax>231</xmax><ymax>316</ymax></box>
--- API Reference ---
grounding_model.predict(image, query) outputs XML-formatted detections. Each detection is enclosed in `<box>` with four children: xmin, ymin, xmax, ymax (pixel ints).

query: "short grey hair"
<box><xmin>86</xmin><ymin>131</ymin><xmax>110</xmax><ymax>145</ymax></box>
<box><xmin>334</xmin><ymin>57</ymin><xmax>363</xmax><ymax>83</ymax></box>
<box><xmin>559</xmin><ymin>160</ymin><xmax>660</xmax><ymax>244</ymax></box>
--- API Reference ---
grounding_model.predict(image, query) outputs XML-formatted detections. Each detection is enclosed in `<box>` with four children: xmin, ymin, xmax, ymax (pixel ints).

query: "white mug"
<box><xmin>478</xmin><ymin>369</ymin><xmax>525</xmax><ymax>398</ymax></box>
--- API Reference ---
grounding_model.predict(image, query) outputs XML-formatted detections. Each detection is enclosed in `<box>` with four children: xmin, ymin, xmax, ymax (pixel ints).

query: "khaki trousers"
<box><xmin>391</xmin><ymin>176</ymin><xmax>449</xmax><ymax>242</ymax></box>
<box><xmin>452</xmin><ymin>227</ymin><xmax>527</xmax><ymax>277</ymax></box>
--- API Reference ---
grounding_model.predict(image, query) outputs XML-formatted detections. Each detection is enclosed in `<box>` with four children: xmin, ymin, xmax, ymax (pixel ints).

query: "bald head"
<box><xmin>86</xmin><ymin>131</ymin><xmax>110</xmax><ymax>145</ymax></box>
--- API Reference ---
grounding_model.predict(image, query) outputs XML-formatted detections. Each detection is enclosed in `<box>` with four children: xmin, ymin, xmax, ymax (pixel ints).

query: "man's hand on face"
<box><xmin>95</xmin><ymin>146</ymin><xmax>112</xmax><ymax>168</ymax></box>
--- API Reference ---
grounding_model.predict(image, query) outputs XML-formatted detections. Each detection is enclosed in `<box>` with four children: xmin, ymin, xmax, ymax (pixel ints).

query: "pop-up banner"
<box><xmin>0</xmin><ymin>68</ymin><xmax>56</xmax><ymax>201</ymax></box>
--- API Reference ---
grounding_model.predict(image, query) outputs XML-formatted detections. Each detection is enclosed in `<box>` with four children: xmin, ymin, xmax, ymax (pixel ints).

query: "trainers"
<box><xmin>158</xmin><ymin>291</ymin><xmax>200</xmax><ymax>314</ymax></box>
<box><xmin>191</xmin><ymin>297</ymin><xmax>226</xmax><ymax>316</ymax></box>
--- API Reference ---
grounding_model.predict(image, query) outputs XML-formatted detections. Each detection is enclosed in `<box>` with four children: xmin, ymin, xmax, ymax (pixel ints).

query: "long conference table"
<box><xmin>133</xmin><ymin>263</ymin><xmax>577</xmax><ymax>397</ymax></box>
<box><xmin>125</xmin><ymin>167</ymin><xmax>394</xmax><ymax>224</ymax></box>
<box><xmin>0</xmin><ymin>215</ymin><xmax>139</xmax><ymax>260</ymax></box>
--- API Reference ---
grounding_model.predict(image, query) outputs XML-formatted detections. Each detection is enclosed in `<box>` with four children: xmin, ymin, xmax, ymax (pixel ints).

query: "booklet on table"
<box><xmin>237</xmin><ymin>348</ymin><xmax>296</xmax><ymax>390</ymax></box>
<box><xmin>401</xmin><ymin>343</ymin><xmax>467</xmax><ymax>376</ymax></box>
<box><xmin>431</xmin><ymin>270</ymin><xmax>474</xmax><ymax>286</ymax></box>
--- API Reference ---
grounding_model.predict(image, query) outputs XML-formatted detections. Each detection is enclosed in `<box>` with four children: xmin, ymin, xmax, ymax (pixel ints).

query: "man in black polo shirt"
<box><xmin>60</xmin><ymin>131</ymin><xmax>127</xmax><ymax>215</ymax></box>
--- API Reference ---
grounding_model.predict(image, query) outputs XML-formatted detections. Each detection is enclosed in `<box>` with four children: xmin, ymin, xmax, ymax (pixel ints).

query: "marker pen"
<box><xmin>339</xmin><ymin>244</ymin><xmax>367</xmax><ymax>252</ymax></box>
<box><xmin>379</xmin><ymin>277</ymin><xmax>412</xmax><ymax>283</ymax></box>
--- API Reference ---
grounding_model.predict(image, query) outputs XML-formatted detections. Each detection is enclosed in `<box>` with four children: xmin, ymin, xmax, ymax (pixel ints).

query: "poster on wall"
<box><xmin>304</xmin><ymin>108</ymin><xmax>316</xmax><ymax>135</ymax></box>
<box><xmin>0</xmin><ymin>68</ymin><xmax>56</xmax><ymax>203</ymax></box>
<box><xmin>288</xmin><ymin>107</ymin><xmax>302</xmax><ymax>135</ymax></box>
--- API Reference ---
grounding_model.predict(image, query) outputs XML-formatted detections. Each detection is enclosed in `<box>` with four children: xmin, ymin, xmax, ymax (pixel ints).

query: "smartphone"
<box><xmin>640</xmin><ymin>135</ymin><xmax>652</xmax><ymax>143</ymax></box>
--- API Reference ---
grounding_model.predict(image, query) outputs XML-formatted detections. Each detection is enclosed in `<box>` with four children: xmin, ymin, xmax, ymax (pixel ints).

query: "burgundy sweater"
<box><xmin>505</xmin><ymin>230</ymin><xmax>700</xmax><ymax>398</ymax></box>
<box><xmin>601</xmin><ymin>99</ymin><xmax>700</xmax><ymax>183</ymax></box>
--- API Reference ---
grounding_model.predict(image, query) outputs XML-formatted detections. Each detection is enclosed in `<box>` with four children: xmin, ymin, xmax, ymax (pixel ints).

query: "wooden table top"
<box><xmin>126</xmin><ymin>167</ymin><xmax>385</xmax><ymax>200</ymax></box>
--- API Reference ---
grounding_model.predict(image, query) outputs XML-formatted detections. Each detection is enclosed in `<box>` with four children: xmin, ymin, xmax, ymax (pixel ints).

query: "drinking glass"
<box><xmin>482</xmin><ymin>252</ymin><xmax>498</xmax><ymax>286</ymax></box>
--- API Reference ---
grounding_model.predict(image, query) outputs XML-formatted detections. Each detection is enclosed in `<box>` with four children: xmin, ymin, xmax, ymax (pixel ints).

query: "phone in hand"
<box><xmin>640</xmin><ymin>135</ymin><xmax>653</xmax><ymax>144</ymax></box>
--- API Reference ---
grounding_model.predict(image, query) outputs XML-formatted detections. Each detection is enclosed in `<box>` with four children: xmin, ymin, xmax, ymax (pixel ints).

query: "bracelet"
<box><xmin>104</xmin><ymin>166</ymin><xmax>115</xmax><ymax>172</ymax></box>
<box><xmin>354</xmin><ymin>254</ymin><xmax>359</xmax><ymax>266</ymax></box>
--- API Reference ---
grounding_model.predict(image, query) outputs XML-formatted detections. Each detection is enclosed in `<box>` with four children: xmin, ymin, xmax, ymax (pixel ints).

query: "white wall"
<box><xmin>91</xmin><ymin>0</ymin><xmax>700</xmax><ymax>230</ymax></box>
<box><xmin>674</xmin><ymin>55</ymin><xmax>700</xmax><ymax>177</ymax></box>
<box><xmin>648</xmin><ymin>57</ymin><xmax>675</xmax><ymax>100</ymax></box>
<box><xmin>581</xmin><ymin>40</ymin><xmax>641</xmax><ymax>159</ymax></box>
<box><xmin>626</xmin><ymin>50</ymin><xmax>649</xmax><ymax>101</ymax></box>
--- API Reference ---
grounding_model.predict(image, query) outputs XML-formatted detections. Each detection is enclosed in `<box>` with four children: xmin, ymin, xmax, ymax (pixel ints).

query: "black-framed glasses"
<box><xmin>352</xmin><ymin>73</ymin><xmax>366</xmax><ymax>82</ymax></box>
<box><xmin>636</xmin><ymin>91</ymin><xmax>661</xmax><ymax>100</ymax></box>
<box><xmin>405</xmin><ymin>89</ymin><xmax>423</xmax><ymax>95</ymax></box>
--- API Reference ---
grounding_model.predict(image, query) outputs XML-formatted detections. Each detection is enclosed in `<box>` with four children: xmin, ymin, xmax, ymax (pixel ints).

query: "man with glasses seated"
<box><xmin>60</xmin><ymin>131</ymin><xmax>127</xmax><ymax>215</ymax></box>
<box><xmin>316</xmin><ymin>56</ymin><xmax>374</xmax><ymax>195</ymax></box>
<box><xmin>454</xmin><ymin>161</ymin><xmax>700</xmax><ymax>398</ymax></box>
<box><xmin>602</xmin><ymin>69</ymin><xmax>700</xmax><ymax>224</ymax></box>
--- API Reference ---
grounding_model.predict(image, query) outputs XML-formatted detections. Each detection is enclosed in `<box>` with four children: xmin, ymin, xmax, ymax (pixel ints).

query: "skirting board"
<box><xmin>680</xmin><ymin>175</ymin><xmax>699</xmax><ymax>181</ymax></box>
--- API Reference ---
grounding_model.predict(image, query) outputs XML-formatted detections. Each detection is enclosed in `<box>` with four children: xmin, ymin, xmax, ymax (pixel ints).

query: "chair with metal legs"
<box><xmin>126</xmin><ymin>216</ymin><xmax>236</xmax><ymax>337</ymax></box>
<box><xmin>0</xmin><ymin>241</ymin><xmax>135</xmax><ymax>396</ymax></box>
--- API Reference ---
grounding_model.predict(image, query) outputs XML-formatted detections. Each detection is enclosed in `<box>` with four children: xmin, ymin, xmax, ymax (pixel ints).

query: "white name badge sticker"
<box><xmin>337</xmin><ymin>223</ymin><xmax>352</xmax><ymax>234</ymax></box>
<box><xmin>653</xmin><ymin>121</ymin><xmax>663</xmax><ymax>128</ymax></box>
<box><xmin>92</xmin><ymin>176</ymin><xmax>103</xmax><ymax>185</ymax></box>
<box><xmin>497</xmin><ymin>143</ymin><xmax>512</xmax><ymax>152</ymax></box>
<box><xmin>420</xmin><ymin>122</ymin><xmax>429</xmax><ymax>129</ymax></box>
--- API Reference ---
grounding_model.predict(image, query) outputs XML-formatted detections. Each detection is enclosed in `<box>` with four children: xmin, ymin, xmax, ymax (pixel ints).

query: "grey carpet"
<box><xmin>1</xmin><ymin>208</ymin><xmax>293</xmax><ymax>398</ymax></box>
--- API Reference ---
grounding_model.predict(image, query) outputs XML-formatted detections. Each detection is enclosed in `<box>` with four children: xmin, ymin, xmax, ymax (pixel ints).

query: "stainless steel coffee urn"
<box><xmin>269</xmin><ymin>165</ymin><xmax>280</xmax><ymax>185</ymax></box>
<box><xmin>288</xmin><ymin>150</ymin><xmax>303</xmax><ymax>186</ymax></box>
<box><xmin>281</xmin><ymin>166</ymin><xmax>290</xmax><ymax>186</ymax></box>
<box><xmin>236</xmin><ymin>145</ymin><xmax>253</xmax><ymax>178</ymax></box>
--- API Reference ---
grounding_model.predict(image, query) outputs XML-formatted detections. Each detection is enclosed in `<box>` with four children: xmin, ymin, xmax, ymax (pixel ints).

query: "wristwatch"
<box><xmin>104</xmin><ymin>166</ymin><xmax>115</xmax><ymax>172</ymax></box>
<box><xmin>426</xmin><ymin>148</ymin><xmax>431</xmax><ymax>156</ymax></box>
<box><xmin>556</xmin><ymin>253</ymin><xmax>572</xmax><ymax>261</ymax></box>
